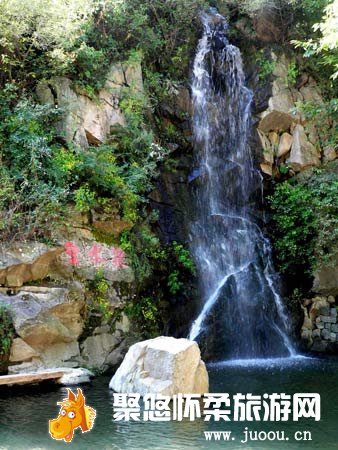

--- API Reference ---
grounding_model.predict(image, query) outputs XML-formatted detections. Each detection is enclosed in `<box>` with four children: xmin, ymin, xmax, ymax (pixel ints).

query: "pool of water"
<box><xmin>0</xmin><ymin>356</ymin><xmax>337</xmax><ymax>450</ymax></box>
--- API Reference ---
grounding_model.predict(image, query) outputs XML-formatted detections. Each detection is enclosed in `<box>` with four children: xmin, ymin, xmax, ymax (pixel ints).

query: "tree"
<box><xmin>293</xmin><ymin>0</ymin><xmax>338</xmax><ymax>79</ymax></box>
<box><xmin>0</xmin><ymin>0</ymin><xmax>94</xmax><ymax>84</ymax></box>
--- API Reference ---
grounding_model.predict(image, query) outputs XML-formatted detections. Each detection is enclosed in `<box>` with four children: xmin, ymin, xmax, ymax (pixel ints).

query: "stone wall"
<box><xmin>301</xmin><ymin>296</ymin><xmax>338</xmax><ymax>353</ymax></box>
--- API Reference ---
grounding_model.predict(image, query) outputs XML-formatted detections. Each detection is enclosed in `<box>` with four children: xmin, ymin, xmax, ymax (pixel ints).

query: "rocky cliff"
<box><xmin>0</xmin><ymin>62</ymin><xmax>143</xmax><ymax>374</ymax></box>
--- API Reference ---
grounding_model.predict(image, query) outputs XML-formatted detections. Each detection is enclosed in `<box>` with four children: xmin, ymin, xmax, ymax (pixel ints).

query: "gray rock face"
<box><xmin>0</xmin><ymin>287</ymin><xmax>84</xmax><ymax>347</ymax></box>
<box><xmin>2</xmin><ymin>285</ymin><xmax>128</xmax><ymax>374</ymax></box>
<box><xmin>256</xmin><ymin>53</ymin><xmax>336</xmax><ymax>177</ymax></box>
<box><xmin>313</xmin><ymin>257</ymin><xmax>338</xmax><ymax>296</ymax></box>
<box><xmin>286</xmin><ymin>124</ymin><xmax>320</xmax><ymax>171</ymax></box>
<box><xmin>81</xmin><ymin>333</ymin><xmax>121</xmax><ymax>371</ymax></box>
<box><xmin>321</xmin><ymin>328</ymin><xmax>331</xmax><ymax>340</ymax></box>
<box><xmin>253</xmin><ymin>9</ymin><xmax>283</xmax><ymax>43</ymax></box>
<box><xmin>0</xmin><ymin>286</ymin><xmax>84</xmax><ymax>371</ymax></box>
<box><xmin>0</xmin><ymin>238</ymin><xmax>134</xmax><ymax>287</ymax></box>
<box><xmin>0</xmin><ymin>236</ymin><xmax>133</xmax><ymax>374</ymax></box>
<box><xmin>312</xmin><ymin>329</ymin><xmax>321</xmax><ymax>340</ymax></box>
<box><xmin>319</xmin><ymin>306</ymin><xmax>330</xmax><ymax>316</ymax></box>
<box><xmin>37</xmin><ymin>61</ymin><xmax>143</xmax><ymax>148</ymax></box>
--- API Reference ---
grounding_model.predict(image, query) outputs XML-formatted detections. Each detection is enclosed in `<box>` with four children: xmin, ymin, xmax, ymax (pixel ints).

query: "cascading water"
<box><xmin>188</xmin><ymin>13</ymin><xmax>295</xmax><ymax>360</ymax></box>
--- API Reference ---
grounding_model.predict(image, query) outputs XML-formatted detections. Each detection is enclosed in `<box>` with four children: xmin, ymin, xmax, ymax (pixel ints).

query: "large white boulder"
<box><xmin>109</xmin><ymin>336</ymin><xmax>209</xmax><ymax>396</ymax></box>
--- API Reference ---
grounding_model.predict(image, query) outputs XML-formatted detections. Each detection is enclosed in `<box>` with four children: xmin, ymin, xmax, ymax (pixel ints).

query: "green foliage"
<box><xmin>286</xmin><ymin>60</ymin><xmax>299</xmax><ymax>86</ymax></box>
<box><xmin>167</xmin><ymin>271</ymin><xmax>183</xmax><ymax>295</ymax></box>
<box><xmin>294</xmin><ymin>99</ymin><xmax>338</xmax><ymax>148</ymax></box>
<box><xmin>238</xmin><ymin>0</ymin><xmax>330</xmax><ymax>39</ymax></box>
<box><xmin>71</xmin><ymin>44</ymin><xmax>109</xmax><ymax>93</ymax></box>
<box><xmin>269</xmin><ymin>161</ymin><xmax>338</xmax><ymax>279</ymax></box>
<box><xmin>81</xmin><ymin>0</ymin><xmax>207</xmax><ymax>82</ymax></box>
<box><xmin>255</xmin><ymin>50</ymin><xmax>275</xmax><ymax>81</ymax></box>
<box><xmin>0</xmin><ymin>306</ymin><xmax>15</xmax><ymax>356</ymax></box>
<box><xmin>0</xmin><ymin>0</ymin><xmax>94</xmax><ymax>86</ymax></box>
<box><xmin>293</xmin><ymin>0</ymin><xmax>338</xmax><ymax>80</ymax></box>
<box><xmin>279</xmin><ymin>163</ymin><xmax>290</xmax><ymax>174</ymax></box>
<box><xmin>120</xmin><ymin>227</ymin><xmax>195</xmax><ymax>288</ymax></box>
<box><xmin>86</xmin><ymin>269</ymin><xmax>112</xmax><ymax>321</ymax></box>
<box><xmin>74</xmin><ymin>185</ymin><xmax>97</xmax><ymax>213</ymax></box>
<box><xmin>124</xmin><ymin>296</ymin><xmax>160</xmax><ymax>338</ymax></box>
<box><xmin>0</xmin><ymin>87</ymin><xmax>68</xmax><ymax>241</ymax></box>
<box><xmin>290</xmin><ymin>287</ymin><xmax>303</xmax><ymax>304</ymax></box>
<box><xmin>269</xmin><ymin>181</ymin><xmax>316</xmax><ymax>276</ymax></box>
<box><xmin>0</xmin><ymin>82</ymin><xmax>164</xmax><ymax>240</ymax></box>
<box><xmin>171</xmin><ymin>241</ymin><xmax>196</xmax><ymax>274</ymax></box>
<box><xmin>53</xmin><ymin>132</ymin><xmax>166</xmax><ymax>224</ymax></box>
<box><xmin>120</xmin><ymin>227</ymin><xmax>196</xmax><ymax>337</ymax></box>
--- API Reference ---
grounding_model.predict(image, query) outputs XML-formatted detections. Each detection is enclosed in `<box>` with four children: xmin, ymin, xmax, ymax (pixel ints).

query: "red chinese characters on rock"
<box><xmin>64</xmin><ymin>241</ymin><xmax>80</xmax><ymax>266</ymax></box>
<box><xmin>111</xmin><ymin>247</ymin><xmax>128</xmax><ymax>269</ymax></box>
<box><xmin>64</xmin><ymin>242</ymin><xmax>127</xmax><ymax>269</ymax></box>
<box><xmin>88</xmin><ymin>244</ymin><xmax>105</xmax><ymax>265</ymax></box>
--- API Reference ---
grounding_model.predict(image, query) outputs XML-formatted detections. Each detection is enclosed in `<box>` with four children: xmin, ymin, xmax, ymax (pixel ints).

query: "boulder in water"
<box><xmin>109</xmin><ymin>336</ymin><xmax>209</xmax><ymax>396</ymax></box>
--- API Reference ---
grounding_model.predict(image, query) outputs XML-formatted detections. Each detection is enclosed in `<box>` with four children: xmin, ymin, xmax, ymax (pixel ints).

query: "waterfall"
<box><xmin>188</xmin><ymin>13</ymin><xmax>295</xmax><ymax>359</ymax></box>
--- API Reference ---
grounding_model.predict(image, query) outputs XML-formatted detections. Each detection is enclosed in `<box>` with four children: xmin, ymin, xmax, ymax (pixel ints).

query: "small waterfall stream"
<box><xmin>188</xmin><ymin>14</ymin><xmax>295</xmax><ymax>359</ymax></box>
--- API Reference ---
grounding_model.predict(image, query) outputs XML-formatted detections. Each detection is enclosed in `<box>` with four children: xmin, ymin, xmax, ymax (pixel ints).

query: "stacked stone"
<box><xmin>301</xmin><ymin>296</ymin><xmax>338</xmax><ymax>352</ymax></box>
<box><xmin>311</xmin><ymin>297</ymin><xmax>338</xmax><ymax>351</ymax></box>
<box><xmin>313</xmin><ymin>306</ymin><xmax>338</xmax><ymax>341</ymax></box>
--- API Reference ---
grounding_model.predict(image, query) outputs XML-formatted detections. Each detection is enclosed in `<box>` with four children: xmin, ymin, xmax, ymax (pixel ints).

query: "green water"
<box><xmin>0</xmin><ymin>357</ymin><xmax>337</xmax><ymax>450</ymax></box>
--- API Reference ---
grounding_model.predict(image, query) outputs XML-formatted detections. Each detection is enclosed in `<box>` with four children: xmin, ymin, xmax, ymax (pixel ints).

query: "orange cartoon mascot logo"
<box><xmin>49</xmin><ymin>388</ymin><xmax>96</xmax><ymax>443</ymax></box>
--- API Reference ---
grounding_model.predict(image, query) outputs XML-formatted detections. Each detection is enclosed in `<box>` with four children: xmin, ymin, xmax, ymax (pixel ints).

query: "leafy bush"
<box><xmin>80</xmin><ymin>0</ymin><xmax>207</xmax><ymax>82</ymax></box>
<box><xmin>0</xmin><ymin>306</ymin><xmax>15</xmax><ymax>357</ymax></box>
<box><xmin>286</xmin><ymin>60</ymin><xmax>299</xmax><ymax>86</ymax></box>
<box><xmin>293</xmin><ymin>0</ymin><xmax>338</xmax><ymax>80</ymax></box>
<box><xmin>0</xmin><ymin>0</ymin><xmax>94</xmax><ymax>87</ymax></box>
<box><xmin>120</xmin><ymin>227</ymin><xmax>196</xmax><ymax>337</ymax></box>
<box><xmin>86</xmin><ymin>269</ymin><xmax>112</xmax><ymax>321</ymax></box>
<box><xmin>255</xmin><ymin>50</ymin><xmax>276</xmax><ymax>81</ymax></box>
<box><xmin>124</xmin><ymin>296</ymin><xmax>160</xmax><ymax>338</ymax></box>
<box><xmin>53</xmin><ymin>133</ymin><xmax>166</xmax><ymax>225</ymax></box>
<box><xmin>269</xmin><ymin>161</ymin><xmax>338</xmax><ymax>280</ymax></box>
<box><xmin>269</xmin><ymin>182</ymin><xmax>317</xmax><ymax>276</ymax></box>
<box><xmin>0</xmin><ymin>87</ymin><xmax>68</xmax><ymax>241</ymax></box>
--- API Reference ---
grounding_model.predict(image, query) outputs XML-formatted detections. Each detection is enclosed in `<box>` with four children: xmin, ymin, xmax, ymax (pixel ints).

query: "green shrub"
<box><xmin>0</xmin><ymin>88</ymin><xmax>68</xmax><ymax>241</ymax></box>
<box><xmin>120</xmin><ymin>226</ymin><xmax>196</xmax><ymax>337</ymax></box>
<box><xmin>80</xmin><ymin>0</ymin><xmax>207</xmax><ymax>81</ymax></box>
<box><xmin>286</xmin><ymin>60</ymin><xmax>299</xmax><ymax>86</ymax></box>
<box><xmin>269</xmin><ymin>181</ymin><xmax>316</xmax><ymax>276</ymax></box>
<box><xmin>124</xmin><ymin>296</ymin><xmax>160</xmax><ymax>338</ymax></box>
<box><xmin>269</xmin><ymin>161</ymin><xmax>338</xmax><ymax>279</ymax></box>
<box><xmin>167</xmin><ymin>270</ymin><xmax>183</xmax><ymax>295</ymax></box>
<box><xmin>86</xmin><ymin>270</ymin><xmax>113</xmax><ymax>321</ymax></box>
<box><xmin>0</xmin><ymin>306</ymin><xmax>15</xmax><ymax>357</ymax></box>
<box><xmin>255</xmin><ymin>50</ymin><xmax>276</xmax><ymax>81</ymax></box>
